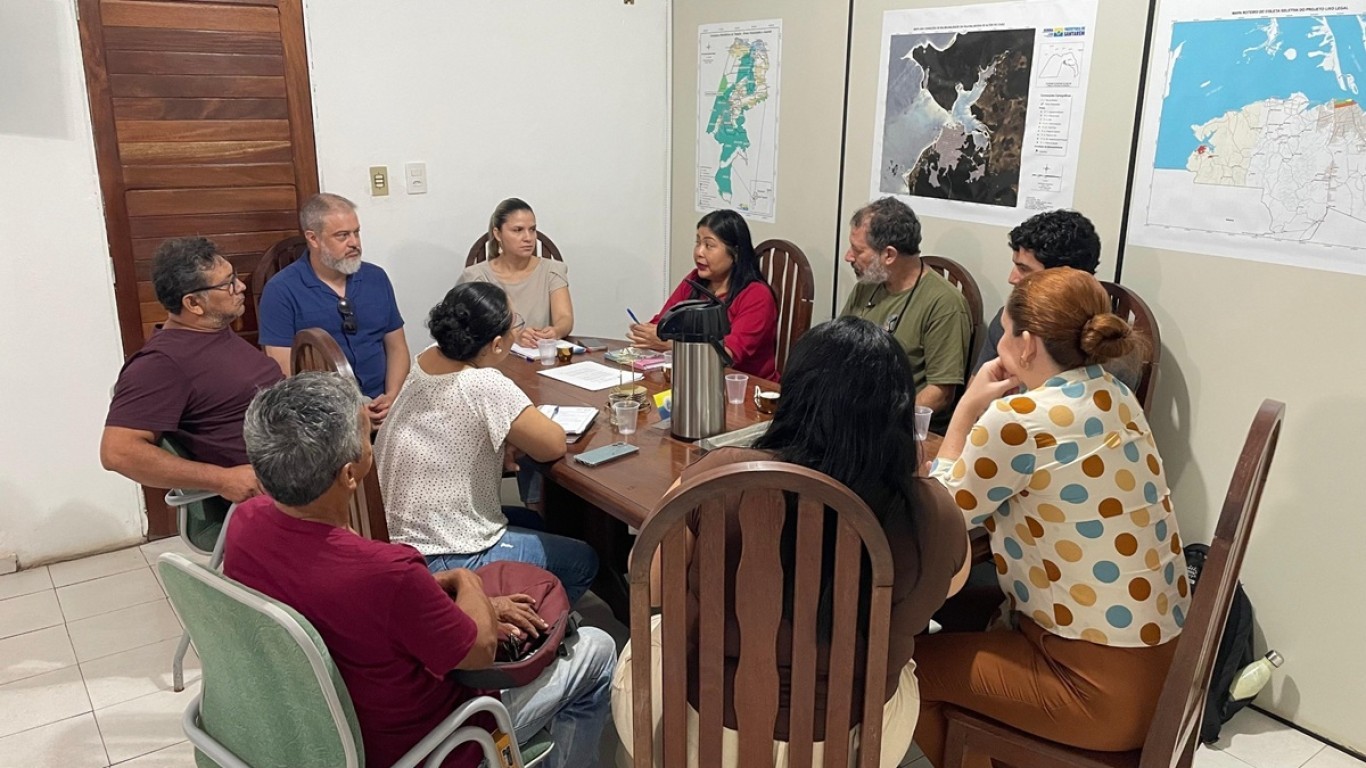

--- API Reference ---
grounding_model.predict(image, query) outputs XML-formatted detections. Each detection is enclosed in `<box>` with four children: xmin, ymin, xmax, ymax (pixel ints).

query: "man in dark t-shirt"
<box><xmin>101</xmin><ymin>237</ymin><xmax>283</xmax><ymax>503</ymax></box>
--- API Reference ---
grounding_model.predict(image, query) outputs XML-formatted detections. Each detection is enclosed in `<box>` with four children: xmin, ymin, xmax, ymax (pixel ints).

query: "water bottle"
<box><xmin>1228</xmin><ymin>650</ymin><xmax>1284</xmax><ymax>701</ymax></box>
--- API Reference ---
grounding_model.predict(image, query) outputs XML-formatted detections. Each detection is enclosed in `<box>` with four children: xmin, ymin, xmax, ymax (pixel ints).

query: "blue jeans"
<box><xmin>502</xmin><ymin>627</ymin><xmax>616</xmax><ymax>768</ymax></box>
<box><xmin>425</xmin><ymin>526</ymin><xmax>599</xmax><ymax>605</ymax></box>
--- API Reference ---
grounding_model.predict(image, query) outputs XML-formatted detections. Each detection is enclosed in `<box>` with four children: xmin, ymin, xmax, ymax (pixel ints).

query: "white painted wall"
<box><xmin>0</xmin><ymin>0</ymin><xmax>144</xmax><ymax>566</ymax></box>
<box><xmin>302</xmin><ymin>0</ymin><xmax>671</xmax><ymax>343</ymax></box>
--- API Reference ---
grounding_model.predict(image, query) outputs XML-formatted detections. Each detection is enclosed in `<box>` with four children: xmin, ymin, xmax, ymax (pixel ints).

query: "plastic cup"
<box><xmin>913</xmin><ymin>405</ymin><xmax>933</xmax><ymax>441</ymax></box>
<box><xmin>725</xmin><ymin>373</ymin><xmax>748</xmax><ymax>405</ymax></box>
<box><xmin>537</xmin><ymin>339</ymin><xmax>558</xmax><ymax>366</ymax></box>
<box><xmin>612</xmin><ymin>400</ymin><xmax>641</xmax><ymax>435</ymax></box>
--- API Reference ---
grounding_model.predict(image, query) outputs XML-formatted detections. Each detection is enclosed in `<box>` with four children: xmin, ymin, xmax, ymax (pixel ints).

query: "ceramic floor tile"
<box><xmin>112</xmin><ymin>739</ymin><xmax>195</xmax><ymax>766</ymax></box>
<box><xmin>1198</xmin><ymin>745</ymin><xmax>1259</xmax><ymax>768</ymax></box>
<box><xmin>1301</xmin><ymin>747</ymin><xmax>1366</xmax><ymax>768</ymax></box>
<box><xmin>139</xmin><ymin>537</ymin><xmax>209</xmax><ymax>568</ymax></box>
<box><xmin>48</xmin><ymin>548</ymin><xmax>148</xmax><ymax>589</ymax></box>
<box><xmin>0</xmin><ymin>665</ymin><xmax>92</xmax><ymax>739</ymax></box>
<box><xmin>0</xmin><ymin>625</ymin><xmax>77</xmax><ymax>687</ymax></box>
<box><xmin>0</xmin><ymin>566</ymin><xmax>53</xmax><ymax>601</ymax></box>
<box><xmin>1217</xmin><ymin>709</ymin><xmax>1326</xmax><ymax>768</ymax></box>
<box><xmin>81</xmin><ymin>636</ymin><xmax>200</xmax><ymax>711</ymax></box>
<box><xmin>57</xmin><ymin>568</ymin><xmax>165</xmax><ymax>623</ymax></box>
<box><xmin>67</xmin><ymin>600</ymin><xmax>183</xmax><ymax>664</ymax></box>
<box><xmin>0</xmin><ymin>713</ymin><xmax>108</xmax><ymax>768</ymax></box>
<box><xmin>898</xmin><ymin>741</ymin><xmax>926</xmax><ymax>767</ymax></box>
<box><xmin>94</xmin><ymin>682</ymin><xmax>200</xmax><ymax>765</ymax></box>
<box><xmin>0</xmin><ymin>590</ymin><xmax>65</xmax><ymax>640</ymax></box>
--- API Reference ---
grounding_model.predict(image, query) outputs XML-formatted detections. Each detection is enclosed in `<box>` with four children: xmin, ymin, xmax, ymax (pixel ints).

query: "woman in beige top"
<box><xmin>458</xmin><ymin>198</ymin><xmax>573</xmax><ymax>348</ymax></box>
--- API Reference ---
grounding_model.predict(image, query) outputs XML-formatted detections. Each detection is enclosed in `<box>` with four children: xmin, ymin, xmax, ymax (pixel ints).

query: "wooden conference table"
<box><xmin>498</xmin><ymin>343</ymin><xmax>950</xmax><ymax>617</ymax></box>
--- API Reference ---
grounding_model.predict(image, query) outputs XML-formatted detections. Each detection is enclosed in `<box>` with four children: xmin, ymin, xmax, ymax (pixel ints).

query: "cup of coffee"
<box><xmin>753</xmin><ymin>388</ymin><xmax>780</xmax><ymax>415</ymax></box>
<box><xmin>555</xmin><ymin>342</ymin><xmax>574</xmax><ymax>363</ymax></box>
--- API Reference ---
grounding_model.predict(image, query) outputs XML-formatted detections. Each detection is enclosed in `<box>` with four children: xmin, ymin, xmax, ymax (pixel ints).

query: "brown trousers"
<box><xmin>913</xmin><ymin>617</ymin><xmax>1178</xmax><ymax>768</ymax></box>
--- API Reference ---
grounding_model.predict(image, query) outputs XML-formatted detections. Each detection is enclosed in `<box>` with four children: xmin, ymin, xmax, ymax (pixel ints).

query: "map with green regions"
<box><xmin>696</xmin><ymin>20</ymin><xmax>782</xmax><ymax>223</ymax></box>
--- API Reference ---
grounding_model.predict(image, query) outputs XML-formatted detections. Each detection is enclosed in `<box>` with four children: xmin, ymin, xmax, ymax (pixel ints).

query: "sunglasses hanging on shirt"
<box><xmin>337</xmin><ymin>297</ymin><xmax>358</xmax><ymax>334</ymax></box>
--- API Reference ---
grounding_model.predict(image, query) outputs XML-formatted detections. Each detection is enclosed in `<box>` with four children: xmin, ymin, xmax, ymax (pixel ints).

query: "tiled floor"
<box><xmin>1</xmin><ymin>542</ymin><xmax>1361</xmax><ymax>768</ymax></box>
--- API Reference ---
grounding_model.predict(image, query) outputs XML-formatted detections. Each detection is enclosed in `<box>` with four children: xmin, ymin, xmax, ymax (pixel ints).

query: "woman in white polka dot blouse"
<box><xmin>914</xmin><ymin>268</ymin><xmax>1191</xmax><ymax>766</ymax></box>
<box><xmin>374</xmin><ymin>282</ymin><xmax>600</xmax><ymax>603</ymax></box>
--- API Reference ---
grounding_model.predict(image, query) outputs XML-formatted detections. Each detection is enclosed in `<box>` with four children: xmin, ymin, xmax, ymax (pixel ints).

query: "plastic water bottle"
<box><xmin>1229</xmin><ymin>650</ymin><xmax>1284</xmax><ymax>701</ymax></box>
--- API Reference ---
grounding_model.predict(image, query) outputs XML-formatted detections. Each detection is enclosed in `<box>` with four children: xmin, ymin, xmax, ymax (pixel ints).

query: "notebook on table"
<box><xmin>538</xmin><ymin>405</ymin><xmax>598</xmax><ymax>437</ymax></box>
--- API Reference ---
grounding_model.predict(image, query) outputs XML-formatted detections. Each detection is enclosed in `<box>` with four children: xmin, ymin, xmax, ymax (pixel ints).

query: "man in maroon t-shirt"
<box><xmin>101</xmin><ymin>237</ymin><xmax>282</xmax><ymax>502</ymax></box>
<box><xmin>226</xmin><ymin>374</ymin><xmax>614</xmax><ymax>768</ymax></box>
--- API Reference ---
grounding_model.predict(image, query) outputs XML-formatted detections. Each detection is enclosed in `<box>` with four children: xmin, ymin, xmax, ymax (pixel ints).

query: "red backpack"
<box><xmin>454</xmin><ymin>561</ymin><xmax>580</xmax><ymax>690</ymax></box>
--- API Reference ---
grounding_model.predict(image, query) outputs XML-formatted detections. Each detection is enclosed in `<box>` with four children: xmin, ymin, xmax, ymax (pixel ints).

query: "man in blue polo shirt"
<box><xmin>259</xmin><ymin>193</ymin><xmax>411</xmax><ymax>426</ymax></box>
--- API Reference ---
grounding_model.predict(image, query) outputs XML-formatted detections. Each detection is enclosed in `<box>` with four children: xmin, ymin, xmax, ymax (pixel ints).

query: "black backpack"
<box><xmin>1184</xmin><ymin>542</ymin><xmax>1257</xmax><ymax>744</ymax></box>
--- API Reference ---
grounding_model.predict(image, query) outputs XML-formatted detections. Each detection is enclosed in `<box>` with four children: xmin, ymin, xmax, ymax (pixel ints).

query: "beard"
<box><xmin>321</xmin><ymin>248</ymin><xmax>362</xmax><ymax>275</ymax></box>
<box><xmin>855</xmin><ymin>257</ymin><xmax>889</xmax><ymax>285</ymax></box>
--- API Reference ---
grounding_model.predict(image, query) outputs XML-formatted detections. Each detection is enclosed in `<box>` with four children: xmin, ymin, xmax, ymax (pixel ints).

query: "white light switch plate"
<box><xmin>405</xmin><ymin>162</ymin><xmax>427</xmax><ymax>194</ymax></box>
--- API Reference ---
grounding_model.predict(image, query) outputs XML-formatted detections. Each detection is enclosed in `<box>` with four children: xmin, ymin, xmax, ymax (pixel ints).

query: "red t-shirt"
<box><xmin>651</xmin><ymin>271</ymin><xmax>779</xmax><ymax>381</ymax></box>
<box><xmin>105</xmin><ymin>326</ymin><xmax>283</xmax><ymax>467</ymax></box>
<box><xmin>223</xmin><ymin>496</ymin><xmax>486</xmax><ymax>768</ymax></box>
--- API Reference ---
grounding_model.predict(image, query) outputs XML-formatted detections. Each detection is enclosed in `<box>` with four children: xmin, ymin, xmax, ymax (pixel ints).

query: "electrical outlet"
<box><xmin>369</xmin><ymin>166</ymin><xmax>389</xmax><ymax>197</ymax></box>
<box><xmin>405</xmin><ymin>162</ymin><xmax>427</xmax><ymax>194</ymax></box>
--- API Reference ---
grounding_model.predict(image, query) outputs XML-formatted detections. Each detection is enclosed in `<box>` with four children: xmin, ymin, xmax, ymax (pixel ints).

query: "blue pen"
<box><xmin>626</xmin><ymin>308</ymin><xmax>641</xmax><ymax>324</ymax></box>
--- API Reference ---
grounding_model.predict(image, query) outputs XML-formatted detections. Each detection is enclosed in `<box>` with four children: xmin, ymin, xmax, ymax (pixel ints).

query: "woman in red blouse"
<box><xmin>627</xmin><ymin>210</ymin><xmax>779</xmax><ymax>380</ymax></box>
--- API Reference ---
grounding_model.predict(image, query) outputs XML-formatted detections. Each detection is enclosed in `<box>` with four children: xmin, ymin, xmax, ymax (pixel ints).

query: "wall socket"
<box><xmin>369</xmin><ymin>166</ymin><xmax>389</xmax><ymax>197</ymax></box>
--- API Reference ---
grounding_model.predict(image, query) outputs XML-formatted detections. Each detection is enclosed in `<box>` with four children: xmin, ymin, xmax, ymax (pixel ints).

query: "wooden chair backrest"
<box><xmin>289</xmin><ymin>329</ymin><xmax>390</xmax><ymax>542</ymax></box>
<box><xmin>922</xmin><ymin>255</ymin><xmax>985</xmax><ymax>381</ymax></box>
<box><xmin>465</xmin><ymin>231</ymin><xmax>565</xmax><ymax>268</ymax></box>
<box><xmin>250</xmin><ymin>235</ymin><xmax>309</xmax><ymax>322</ymax></box>
<box><xmin>1101</xmin><ymin>281</ymin><xmax>1161</xmax><ymax>415</ymax></box>
<box><xmin>628</xmin><ymin>461</ymin><xmax>895</xmax><ymax>768</ymax></box>
<box><xmin>755</xmin><ymin>239</ymin><xmax>816</xmax><ymax>376</ymax></box>
<box><xmin>1137</xmin><ymin>399</ymin><xmax>1284</xmax><ymax>768</ymax></box>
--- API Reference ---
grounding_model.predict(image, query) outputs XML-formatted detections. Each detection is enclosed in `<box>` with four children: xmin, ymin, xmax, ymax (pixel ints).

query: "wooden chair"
<box><xmin>943</xmin><ymin>398</ymin><xmax>1286</xmax><ymax>768</ymax></box>
<box><xmin>628</xmin><ymin>461</ymin><xmax>895</xmax><ymax>768</ymax></box>
<box><xmin>922</xmin><ymin>255</ymin><xmax>986</xmax><ymax>381</ymax></box>
<box><xmin>250</xmin><ymin>234</ymin><xmax>309</xmax><ymax>321</ymax></box>
<box><xmin>289</xmin><ymin>329</ymin><xmax>390</xmax><ymax>542</ymax></box>
<box><xmin>1101</xmin><ymin>281</ymin><xmax>1161</xmax><ymax>415</ymax></box>
<box><xmin>465</xmin><ymin>231</ymin><xmax>564</xmax><ymax>268</ymax></box>
<box><xmin>755</xmin><ymin>239</ymin><xmax>815</xmax><ymax>376</ymax></box>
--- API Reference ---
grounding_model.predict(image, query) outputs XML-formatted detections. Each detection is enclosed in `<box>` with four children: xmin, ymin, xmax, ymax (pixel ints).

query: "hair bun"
<box><xmin>1079</xmin><ymin>313</ymin><xmax>1132</xmax><ymax>362</ymax></box>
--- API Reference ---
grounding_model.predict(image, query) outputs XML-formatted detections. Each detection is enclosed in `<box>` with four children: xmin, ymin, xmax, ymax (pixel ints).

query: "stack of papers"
<box><xmin>509</xmin><ymin>342</ymin><xmax>587</xmax><ymax>361</ymax></box>
<box><xmin>537</xmin><ymin>361</ymin><xmax>643</xmax><ymax>391</ymax></box>
<box><xmin>538</xmin><ymin>405</ymin><xmax>598</xmax><ymax>435</ymax></box>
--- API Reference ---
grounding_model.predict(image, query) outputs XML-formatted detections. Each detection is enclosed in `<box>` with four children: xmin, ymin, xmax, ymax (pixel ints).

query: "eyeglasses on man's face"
<box><xmin>338</xmin><ymin>297</ymin><xmax>358</xmax><ymax>334</ymax></box>
<box><xmin>185</xmin><ymin>274</ymin><xmax>244</xmax><ymax>299</ymax></box>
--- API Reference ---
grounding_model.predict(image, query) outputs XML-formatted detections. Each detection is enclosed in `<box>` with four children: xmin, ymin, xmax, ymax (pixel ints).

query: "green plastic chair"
<box><xmin>158</xmin><ymin>553</ymin><xmax>552</xmax><ymax>768</ymax></box>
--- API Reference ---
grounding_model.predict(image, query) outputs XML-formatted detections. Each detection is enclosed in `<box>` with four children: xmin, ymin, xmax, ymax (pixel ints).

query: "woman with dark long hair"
<box><xmin>612</xmin><ymin>316</ymin><xmax>970</xmax><ymax>767</ymax></box>
<box><xmin>627</xmin><ymin>209</ymin><xmax>779</xmax><ymax>380</ymax></box>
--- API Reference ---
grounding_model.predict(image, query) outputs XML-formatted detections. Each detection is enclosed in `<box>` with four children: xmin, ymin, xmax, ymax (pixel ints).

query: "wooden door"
<box><xmin>78</xmin><ymin>0</ymin><xmax>319</xmax><ymax>351</ymax></box>
<box><xmin>78</xmin><ymin>0</ymin><xmax>319</xmax><ymax>536</ymax></box>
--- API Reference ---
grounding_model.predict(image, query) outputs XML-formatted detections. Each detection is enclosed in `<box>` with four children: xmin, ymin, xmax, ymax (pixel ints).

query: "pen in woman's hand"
<box><xmin>626</xmin><ymin>308</ymin><xmax>641</xmax><ymax>325</ymax></box>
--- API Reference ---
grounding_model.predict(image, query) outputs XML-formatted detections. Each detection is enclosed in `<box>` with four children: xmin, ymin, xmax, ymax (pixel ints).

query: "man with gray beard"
<box><xmin>840</xmin><ymin>197</ymin><xmax>971</xmax><ymax>432</ymax></box>
<box><xmin>259</xmin><ymin>193</ymin><xmax>410</xmax><ymax>426</ymax></box>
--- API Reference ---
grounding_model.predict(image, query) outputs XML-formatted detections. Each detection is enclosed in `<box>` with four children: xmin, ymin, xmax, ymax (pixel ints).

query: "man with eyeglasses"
<box><xmin>102</xmin><ymin>237</ymin><xmax>284</xmax><ymax>503</ymax></box>
<box><xmin>257</xmin><ymin>193</ymin><xmax>410</xmax><ymax>427</ymax></box>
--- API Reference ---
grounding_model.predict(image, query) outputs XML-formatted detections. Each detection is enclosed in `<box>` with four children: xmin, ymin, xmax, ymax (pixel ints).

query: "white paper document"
<box><xmin>537</xmin><ymin>405</ymin><xmax>599</xmax><ymax>435</ymax></box>
<box><xmin>537</xmin><ymin>362</ymin><xmax>643</xmax><ymax>392</ymax></box>
<box><xmin>869</xmin><ymin>0</ymin><xmax>1099</xmax><ymax>226</ymax></box>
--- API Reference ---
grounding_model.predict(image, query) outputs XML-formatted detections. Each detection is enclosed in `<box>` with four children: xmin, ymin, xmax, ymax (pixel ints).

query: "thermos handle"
<box><xmin>710</xmin><ymin>339</ymin><xmax>732</xmax><ymax>368</ymax></box>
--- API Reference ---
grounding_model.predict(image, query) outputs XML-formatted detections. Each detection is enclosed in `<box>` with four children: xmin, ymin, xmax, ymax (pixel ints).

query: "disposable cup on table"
<box><xmin>537</xmin><ymin>339</ymin><xmax>558</xmax><ymax>366</ymax></box>
<box><xmin>913</xmin><ymin>405</ymin><xmax>933</xmax><ymax>441</ymax></box>
<box><xmin>612</xmin><ymin>400</ymin><xmax>641</xmax><ymax>435</ymax></box>
<box><xmin>725</xmin><ymin>373</ymin><xmax>749</xmax><ymax>405</ymax></box>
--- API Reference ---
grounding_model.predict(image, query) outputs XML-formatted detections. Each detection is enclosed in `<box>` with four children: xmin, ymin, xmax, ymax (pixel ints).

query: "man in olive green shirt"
<box><xmin>840</xmin><ymin>198</ymin><xmax>971</xmax><ymax>432</ymax></box>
